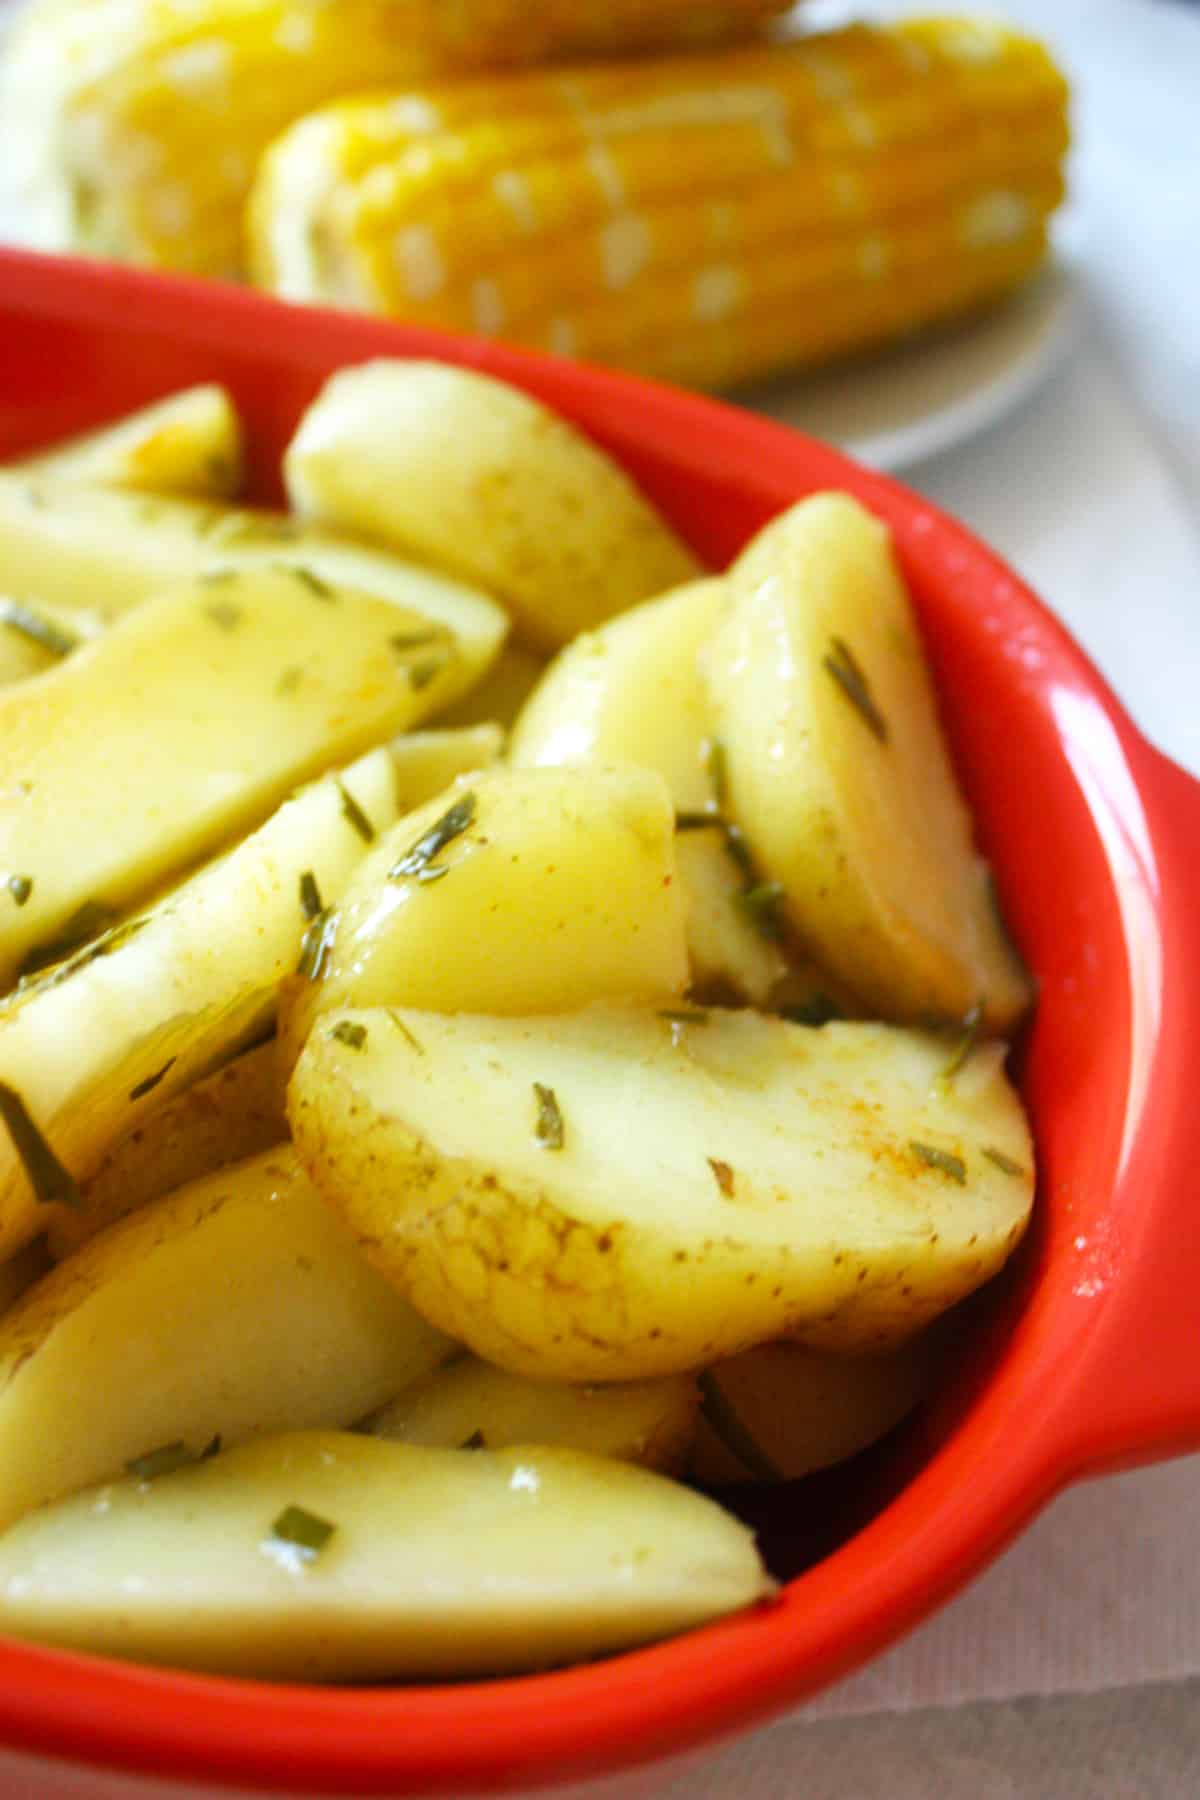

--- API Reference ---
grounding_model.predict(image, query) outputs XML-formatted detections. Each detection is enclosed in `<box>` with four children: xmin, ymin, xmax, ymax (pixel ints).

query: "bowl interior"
<box><xmin>0</xmin><ymin>255</ymin><xmax>1147</xmax><ymax>1793</ymax></box>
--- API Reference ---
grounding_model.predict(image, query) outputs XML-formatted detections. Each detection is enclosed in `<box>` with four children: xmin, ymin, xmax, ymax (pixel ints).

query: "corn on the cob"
<box><xmin>0</xmin><ymin>0</ymin><xmax>790</xmax><ymax>279</ymax></box>
<box><xmin>249</xmin><ymin>18</ymin><xmax>1069</xmax><ymax>391</ymax></box>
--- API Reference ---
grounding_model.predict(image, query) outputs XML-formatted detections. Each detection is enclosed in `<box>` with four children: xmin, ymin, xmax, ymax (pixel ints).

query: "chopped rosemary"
<box><xmin>407</xmin><ymin>657</ymin><xmax>445</xmax><ymax>691</ymax></box>
<box><xmin>201</xmin><ymin>1433</ymin><xmax>223</xmax><ymax>1460</ymax></box>
<box><xmin>11</xmin><ymin>915</ymin><xmax>147</xmax><ymax>1004</ymax></box>
<box><xmin>6</xmin><ymin>875</ymin><xmax>33</xmax><ymax>907</ymax></box>
<box><xmin>0</xmin><ymin>598</ymin><xmax>78</xmax><ymax>659</ymax></box>
<box><xmin>909</xmin><ymin>1140</ymin><xmax>967</xmax><ymax>1185</ymax></box>
<box><xmin>298</xmin><ymin>869</ymin><xmax>323</xmax><ymax>922</ymax></box>
<box><xmin>297</xmin><ymin>908</ymin><xmax>337</xmax><ymax>981</ymax></box>
<box><xmin>658</xmin><ymin>1007</ymin><xmax>710</xmax><ymax>1026</ymax></box>
<box><xmin>390</xmin><ymin>792</ymin><xmax>476</xmax><ymax>883</ymax></box>
<box><xmin>939</xmin><ymin>1000</ymin><xmax>984</xmax><ymax>1084</ymax></box>
<box><xmin>697</xmin><ymin>1372</ymin><xmax>784</xmax><ymax>1484</ymax></box>
<box><xmin>203</xmin><ymin>598</ymin><xmax>242</xmax><ymax>632</ymax></box>
<box><xmin>331</xmin><ymin>1020</ymin><xmax>367</xmax><ymax>1050</ymax></box>
<box><xmin>336</xmin><ymin>780</ymin><xmax>376</xmax><ymax>843</ymax></box>
<box><xmin>461</xmin><ymin>1429</ymin><xmax>487</xmax><ymax>1450</ymax></box>
<box><xmin>129</xmin><ymin>1058</ymin><xmax>176</xmax><ymax>1102</ymax></box>
<box><xmin>720</xmin><ymin>822</ymin><xmax>756</xmax><ymax>882</ymax></box>
<box><xmin>17</xmin><ymin>899</ymin><xmax>120</xmax><ymax>982</ymax></box>
<box><xmin>267</xmin><ymin>1504</ymin><xmax>335</xmax><ymax>1562</ymax></box>
<box><xmin>702</xmin><ymin>737</ymin><xmax>729</xmax><ymax>809</ymax></box>
<box><xmin>823</xmin><ymin>636</ymin><xmax>889</xmax><ymax>744</ymax></box>
<box><xmin>782</xmin><ymin>992</ymin><xmax>841</xmax><ymax>1027</ymax></box>
<box><xmin>734</xmin><ymin>881</ymin><xmax>786</xmax><ymax>940</ymax></box>
<box><xmin>533</xmin><ymin>1082</ymin><xmax>564</xmax><ymax>1151</ymax></box>
<box><xmin>708</xmin><ymin>1157</ymin><xmax>735</xmax><ymax>1197</ymax></box>
<box><xmin>675</xmin><ymin>809</ymin><xmax>724</xmax><ymax>832</ymax></box>
<box><xmin>125</xmin><ymin>1441</ymin><xmax>191</xmax><ymax>1482</ymax></box>
<box><xmin>289</xmin><ymin>564</ymin><xmax>336</xmax><ymax>602</ymax></box>
<box><xmin>983</xmin><ymin>1145</ymin><xmax>1027</xmax><ymax>1178</ymax></box>
<box><xmin>0</xmin><ymin>1081</ymin><xmax>82</xmax><ymax>1209</ymax></box>
<box><xmin>387</xmin><ymin>1010</ymin><xmax>425</xmax><ymax>1055</ymax></box>
<box><xmin>391</xmin><ymin>628</ymin><xmax>446</xmax><ymax>652</ymax></box>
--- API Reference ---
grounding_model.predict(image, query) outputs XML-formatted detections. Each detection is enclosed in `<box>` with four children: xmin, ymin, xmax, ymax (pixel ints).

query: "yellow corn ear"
<box><xmin>249</xmin><ymin>17</ymin><xmax>1070</xmax><ymax>391</ymax></box>
<box><xmin>0</xmin><ymin>0</ymin><xmax>790</xmax><ymax>280</ymax></box>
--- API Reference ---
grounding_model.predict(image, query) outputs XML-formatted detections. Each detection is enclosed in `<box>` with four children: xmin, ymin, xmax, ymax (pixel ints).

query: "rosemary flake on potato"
<box><xmin>533</xmin><ymin>1082</ymin><xmax>565</xmax><ymax>1151</ymax></box>
<box><xmin>909</xmin><ymin>1140</ymin><xmax>967</xmax><ymax>1185</ymax></box>
<box><xmin>0</xmin><ymin>1081</ymin><xmax>82</xmax><ymax>1209</ymax></box>
<box><xmin>823</xmin><ymin>635</ymin><xmax>889</xmax><ymax>744</ymax></box>
<box><xmin>0</xmin><ymin>599</ymin><xmax>78</xmax><ymax>659</ymax></box>
<box><xmin>390</xmin><ymin>793</ymin><xmax>477</xmax><ymax>884</ymax></box>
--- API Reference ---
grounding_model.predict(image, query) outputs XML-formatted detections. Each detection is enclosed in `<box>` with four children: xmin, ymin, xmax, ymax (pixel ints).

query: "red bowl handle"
<box><xmin>1050</xmin><ymin>740</ymin><xmax>1200</xmax><ymax>1476</ymax></box>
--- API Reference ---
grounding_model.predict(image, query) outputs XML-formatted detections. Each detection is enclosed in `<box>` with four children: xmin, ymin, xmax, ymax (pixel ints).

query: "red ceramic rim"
<box><xmin>1</xmin><ymin>249</ymin><xmax>1199</xmax><ymax>1796</ymax></box>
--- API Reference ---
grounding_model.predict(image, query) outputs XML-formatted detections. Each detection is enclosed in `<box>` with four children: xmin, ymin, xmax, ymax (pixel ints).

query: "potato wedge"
<box><xmin>0</xmin><ymin>745</ymin><xmax>405</xmax><ymax>1260</ymax></box>
<box><xmin>281</xmin><ymin>767</ymin><xmax>688</xmax><ymax>1058</ymax></box>
<box><xmin>284</xmin><ymin>361</ymin><xmax>702</xmax><ymax>651</ymax></box>
<box><xmin>46</xmin><ymin>1039</ymin><xmax>287</xmax><ymax>1260</ymax></box>
<box><xmin>370</xmin><ymin>1357</ymin><xmax>697</xmax><ymax>1474</ymax></box>
<box><xmin>436</xmin><ymin>641</ymin><xmax>547</xmax><ymax>731</ymax></box>
<box><xmin>708</xmin><ymin>493</ymin><xmax>1032</xmax><ymax>1030</ymax></box>
<box><xmin>291</xmin><ymin>1005</ymin><xmax>1035</xmax><ymax>1380</ymax></box>
<box><xmin>691</xmin><ymin>1339</ymin><xmax>929</xmax><ymax>1484</ymax></box>
<box><xmin>0</xmin><ymin>568</ymin><xmax>462</xmax><ymax>990</ymax></box>
<box><xmin>0</xmin><ymin>597</ymin><xmax>104</xmax><ymax>689</ymax></box>
<box><xmin>0</xmin><ymin>1431</ymin><xmax>769</xmax><ymax>1679</ymax></box>
<box><xmin>0</xmin><ymin>474</ymin><xmax>506</xmax><ymax>703</ymax></box>
<box><xmin>510</xmin><ymin>578</ymin><xmax>788</xmax><ymax>1004</ymax></box>
<box><xmin>0</xmin><ymin>1152</ymin><xmax>452</xmax><ymax>1530</ymax></box>
<box><xmin>13</xmin><ymin>385</ymin><xmax>245</xmax><ymax>500</ymax></box>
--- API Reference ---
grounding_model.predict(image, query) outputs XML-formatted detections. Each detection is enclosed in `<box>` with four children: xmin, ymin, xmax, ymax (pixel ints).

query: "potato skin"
<box><xmin>291</xmin><ymin>1005</ymin><xmax>1034</xmax><ymax>1382</ymax></box>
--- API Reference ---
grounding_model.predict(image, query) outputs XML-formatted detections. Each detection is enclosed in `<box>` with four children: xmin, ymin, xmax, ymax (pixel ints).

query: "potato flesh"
<box><xmin>0</xmin><ymin>568</ymin><xmax>463</xmax><ymax>989</ymax></box>
<box><xmin>511</xmin><ymin>578</ymin><xmax>787</xmax><ymax>1004</ymax></box>
<box><xmin>291</xmin><ymin>1005</ymin><xmax>1034</xmax><ymax>1380</ymax></box>
<box><xmin>709</xmin><ymin>493</ymin><xmax>1031</xmax><ymax>1030</ymax></box>
<box><xmin>436</xmin><ymin>641</ymin><xmax>547</xmax><ymax>731</ymax></box>
<box><xmin>0</xmin><ymin>1154</ymin><xmax>452</xmax><ymax>1530</ymax></box>
<box><xmin>46</xmin><ymin>1039</ymin><xmax>287</xmax><ymax>1260</ymax></box>
<box><xmin>0</xmin><ymin>745</ymin><xmax>403</xmax><ymax>1259</ymax></box>
<box><xmin>0</xmin><ymin>1431</ymin><xmax>770</xmax><ymax>1680</ymax></box>
<box><xmin>286</xmin><ymin>766</ymin><xmax>689</xmax><ymax>1039</ymax></box>
<box><xmin>388</xmin><ymin>724</ymin><xmax>504</xmax><ymax>810</ymax></box>
<box><xmin>284</xmin><ymin>360</ymin><xmax>702</xmax><ymax>652</ymax></box>
<box><xmin>691</xmin><ymin>1339</ymin><xmax>928</xmax><ymax>1484</ymax></box>
<box><xmin>0</xmin><ymin>473</ymin><xmax>507</xmax><ymax>703</ymax></box>
<box><xmin>371</xmin><ymin>1356</ymin><xmax>698</xmax><ymax>1474</ymax></box>
<box><xmin>13</xmin><ymin>384</ymin><xmax>245</xmax><ymax>500</ymax></box>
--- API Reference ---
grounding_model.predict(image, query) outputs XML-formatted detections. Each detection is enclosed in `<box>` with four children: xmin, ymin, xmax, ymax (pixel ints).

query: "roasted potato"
<box><xmin>280</xmin><ymin>766</ymin><xmax>688</xmax><ymax>1061</ymax></box>
<box><xmin>0</xmin><ymin>1151</ymin><xmax>453</xmax><ymax>1530</ymax></box>
<box><xmin>0</xmin><ymin>1431</ymin><xmax>770</xmax><ymax>1679</ymax></box>
<box><xmin>291</xmin><ymin>1004</ymin><xmax>1034</xmax><ymax>1381</ymax></box>
<box><xmin>708</xmin><ymin>493</ymin><xmax>1032</xmax><ymax>1030</ymax></box>
<box><xmin>0</xmin><ymin>744</ymin><xmax>405</xmax><ymax>1260</ymax></box>
<box><xmin>370</xmin><ymin>1356</ymin><xmax>698</xmax><ymax>1473</ymax></box>
<box><xmin>13</xmin><ymin>385</ymin><xmax>245</xmax><ymax>500</ymax></box>
<box><xmin>284</xmin><ymin>360</ymin><xmax>702</xmax><ymax>651</ymax></box>
<box><xmin>0</xmin><ymin>567</ymin><xmax>470</xmax><ymax>990</ymax></box>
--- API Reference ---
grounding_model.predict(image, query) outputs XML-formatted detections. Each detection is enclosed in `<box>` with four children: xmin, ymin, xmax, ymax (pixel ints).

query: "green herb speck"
<box><xmin>533</xmin><ymin>1082</ymin><xmax>564</xmax><ymax>1151</ymax></box>
<box><xmin>125</xmin><ymin>1441</ymin><xmax>191</xmax><ymax>1482</ymax></box>
<box><xmin>298</xmin><ymin>870</ymin><xmax>323</xmax><ymax>922</ymax></box>
<box><xmin>0</xmin><ymin>1082</ymin><xmax>81</xmax><ymax>1209</ymax></box>
<box><xmin>266</xmin><ymin>1504</ymin><xmax>335</xmax><ymax>1562</ymax></box>
<box><xmin>983</xmin><ymin>1145</ymin><xmax>1027</xmax><ymax>1178</ymax></box>
<box><xmin>337</xmin><ymin>781</ymin><xmax>375</xmax><ymax>844</ymax></box>
<box><xmin>6</xmin><ymin>875</ymin><xmax>33</xmax><ymax>907</ymax></box>
<box><xmin>823</xmin><ymin>636</ymin><xmax>889</xmax><ymax>743</ymax></box>
<box><xmin>331</xmin><ymin>1020</ymin><xmax>367</xmax><ymax>1050</ymax></box>
<box><xmin>390</xmin><ymin>793</ymin><xmax>476</xmax><ymax>883</ymax></box>
<box><xmin>909</xmin><ymin>1140</ymin><xmax>967</xmax><ymax>1184</ymax></box>
<box><xmin>129</xmin><ymin>1058</ymin><xmax>176</xmax><ymax>1102</ymax></box>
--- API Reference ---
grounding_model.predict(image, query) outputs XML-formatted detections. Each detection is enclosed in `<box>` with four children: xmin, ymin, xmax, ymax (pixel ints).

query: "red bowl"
<box><xmin>1</xmin><ymin>247</ymin><xmax>1198</xmax><ymax>1799</ymax></box>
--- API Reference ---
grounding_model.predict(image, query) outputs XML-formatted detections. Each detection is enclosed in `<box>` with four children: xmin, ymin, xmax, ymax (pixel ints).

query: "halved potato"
<box><xmin>708</xmin><ymin>493</ymin><xmax>1031</xmax><ymax>1030</ymax></box>
<box><xmin>0</xmin><ymin>1152</ymin><xmax>452</xmax><ymax>1530</ymax></box>
<box><xmin>13</xmin><ymin>385</ymin><xmax>245</xmax><ymax>500</ymax></box>
<box><xmin>291</xmin><ymin>1004</ymin><xmax>1035</xmax><ymax>1380</ymax></box>
<box><xmin>280</xmin><ymin>766</ymin><xmax>688</xmax><ymax>1059</ymax></box>
<box><xmin>370</xmin><ymin>1356</ymin><xmax>697</xmax><ymax>1474</ymax></box>
<box><xmin>510</xmin><ymin>578</ymin><xmax>789</xmax><ymax>1004</ymax></box>
<box><xmin>0</xmin><ymin>597</ymin><xmax>104</xmax><ymax>688</ymax></box>
<box><xmin>284</xmin><ymin>360</ymin><xmax>702</xmax><ymax>651</ymax></box>
<box><xmin>0</xmin><ymin>1431</ymin><xmax>770</xmax><ymax>1680</ymax></box>
<box><xmin>0</xmin><ymin>474</ymin><xmax>507</xmax><ymax>703</ymax></box>
<box><xmin>0</xmin><ymin>744</ymin><xmax>405</xmax><ymax>1260</ymax></box>
<box><xmin>691</xmin><ymin>1338</ymin><xmax>929</xmax><ymax>1484</ymax></box>
<box><xmin>46</xmin><ymin>1039</ymin><xmax>287</xmax><ymax>1260</ymax></box>
<box><xmin>0</xmin><ymin>568</ymin><xmax>466</xmax><ymax>990</ymax></box>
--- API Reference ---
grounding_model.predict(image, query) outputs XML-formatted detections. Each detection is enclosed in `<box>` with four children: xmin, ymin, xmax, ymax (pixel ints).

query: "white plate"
<box><xmin>732</xmin><ymin>254</ymin><xmax>1079</xmax><ymax>473</ymax></box>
